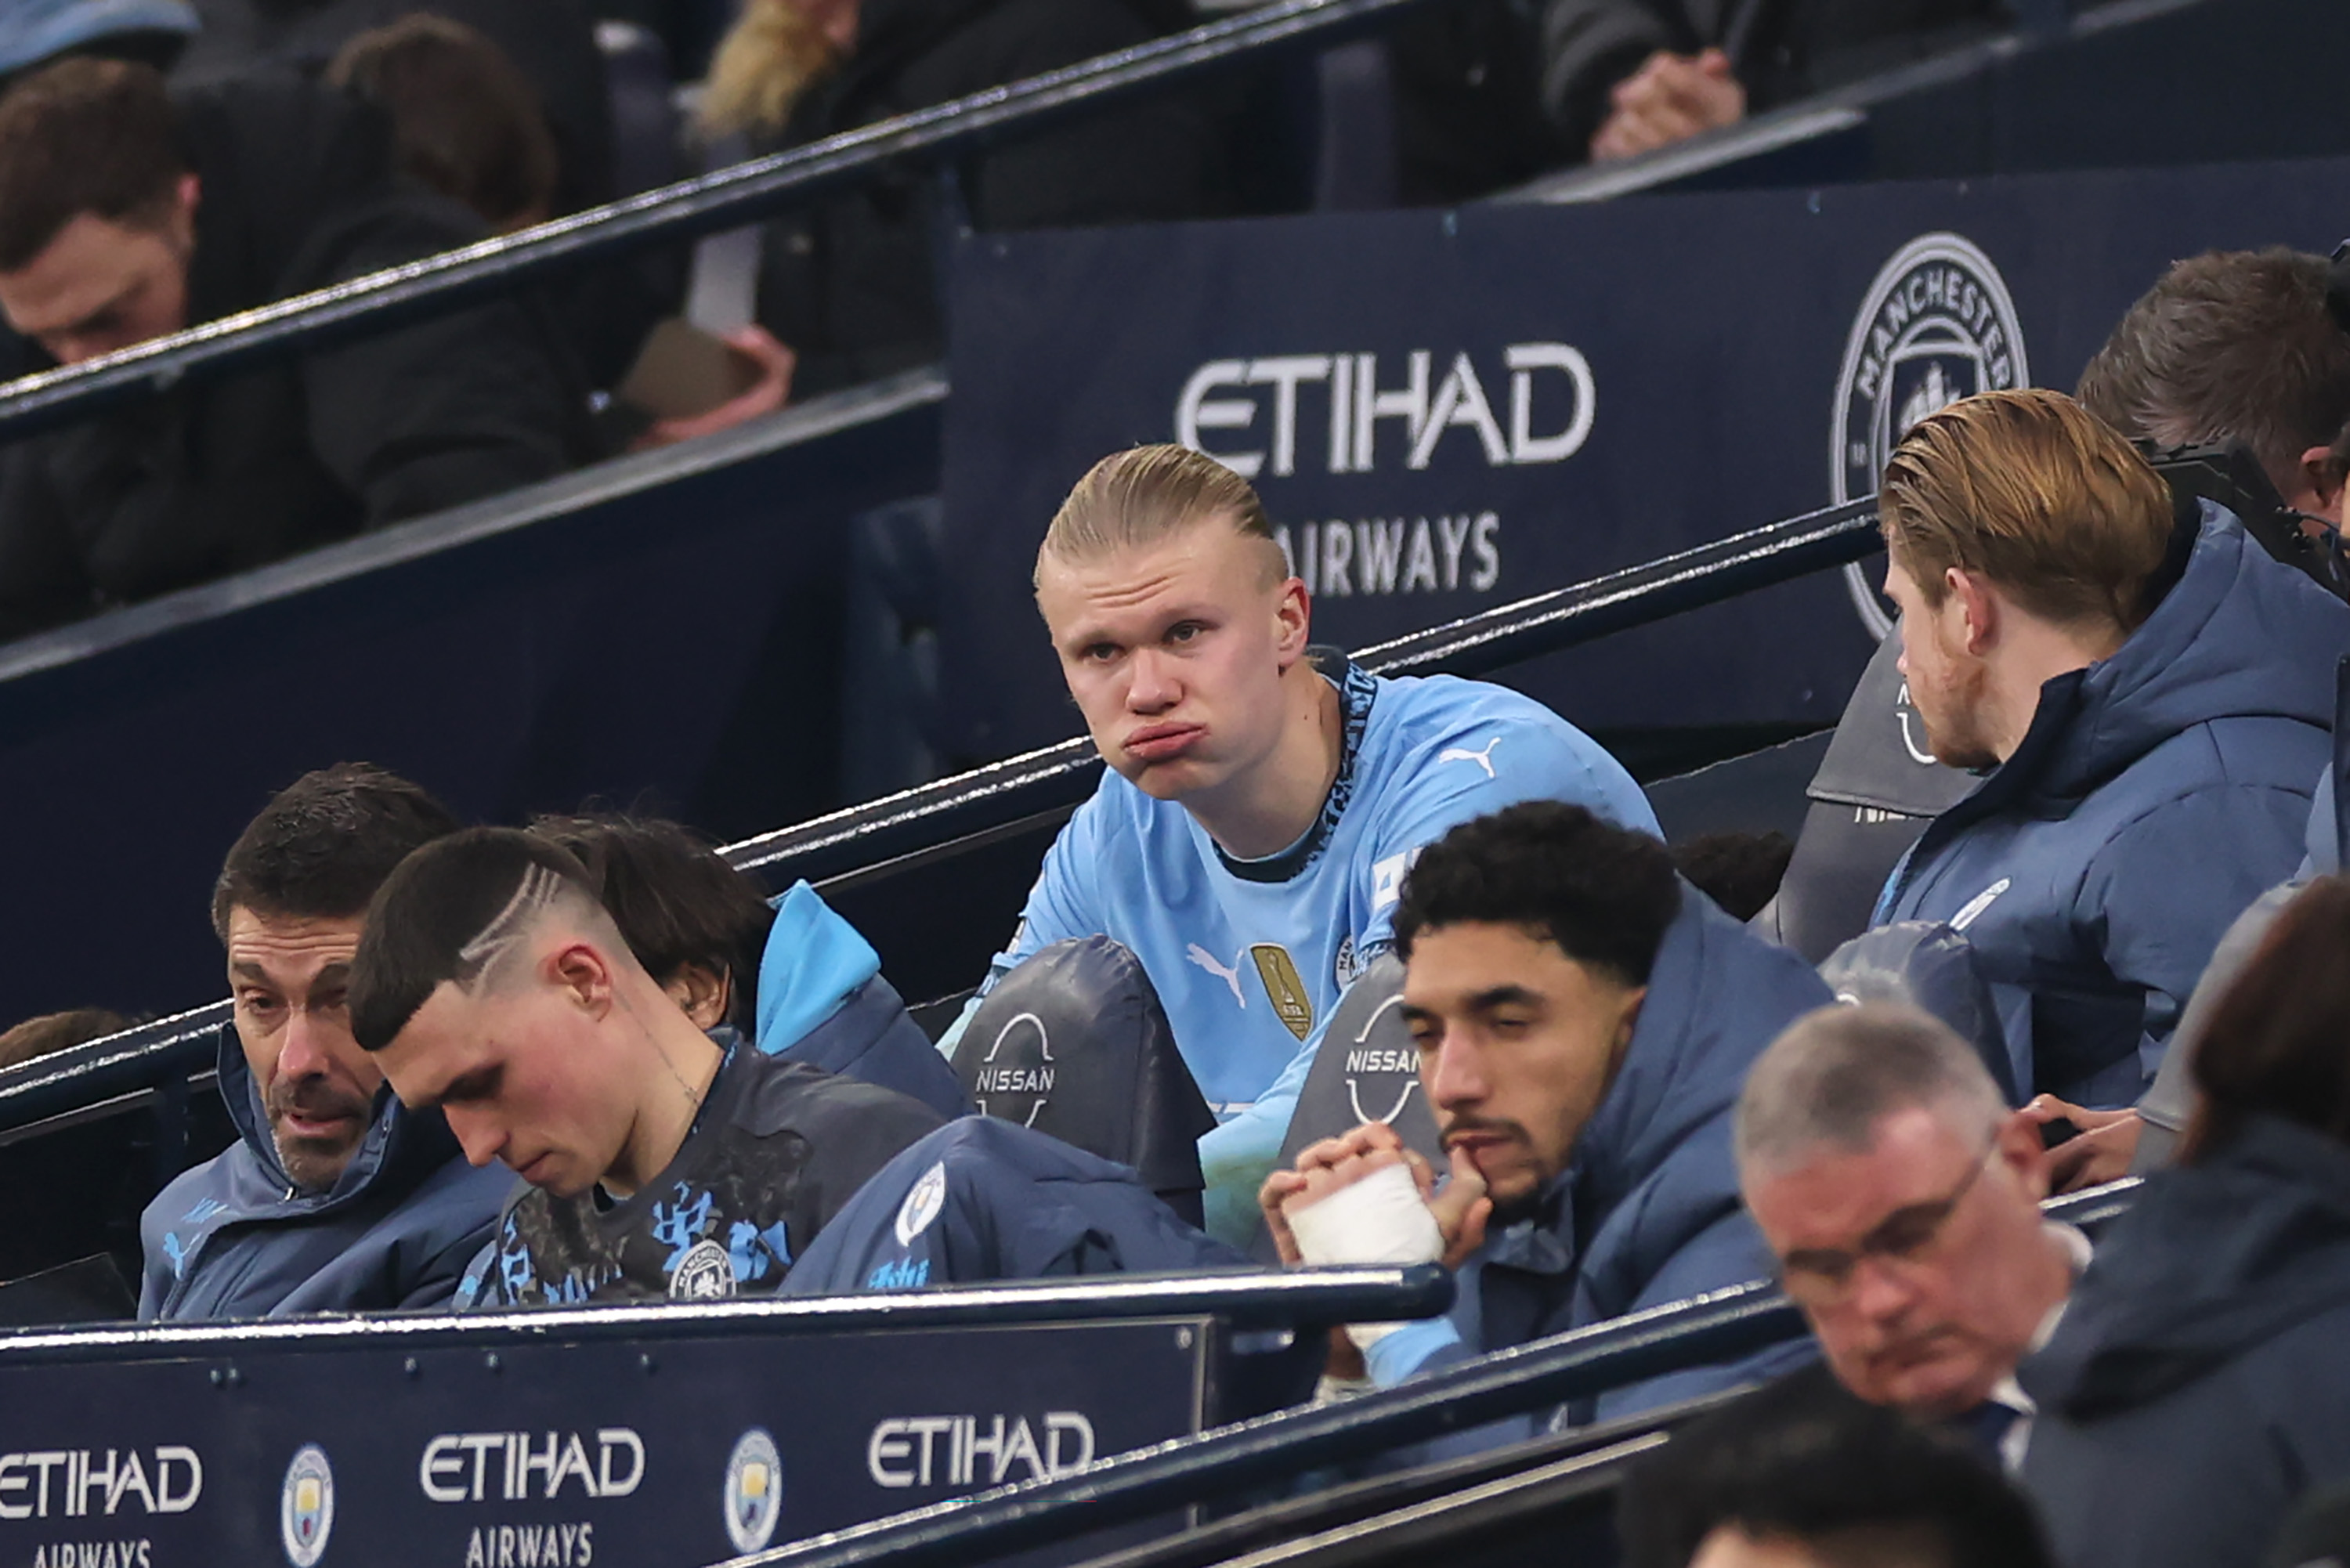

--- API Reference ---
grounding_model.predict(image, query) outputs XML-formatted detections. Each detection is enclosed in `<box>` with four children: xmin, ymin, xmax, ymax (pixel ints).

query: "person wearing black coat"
<box><xmin>704</xmin><ymin>0</ymin><xmax>1217</xmax><ymax>398</ymax></box>
<box><xmin>1546</xmin><ymin>0</ymin><xmax>2005</xmax><ymax>164</ymax></box>
<box><xmin>172</xmin><ymin>0</ymin><xmax>615</xmax><ymax>211</ymax></box>
<box><xmin>0</xmin><ymin>61</ymin><xmax>597</xmax><ymax>639</ymax></box>
<box><xmin>2017</xmin><ymin>876</ymin><xmax>2350</xmax><ymax>1568</ymax></box>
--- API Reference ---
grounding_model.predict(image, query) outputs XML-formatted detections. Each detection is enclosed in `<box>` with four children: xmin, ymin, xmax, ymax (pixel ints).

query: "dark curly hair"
<box><xmin>1393</xmin><ymin>800</ymin><xmax>1679</xmax><ymax>987</ymax></box>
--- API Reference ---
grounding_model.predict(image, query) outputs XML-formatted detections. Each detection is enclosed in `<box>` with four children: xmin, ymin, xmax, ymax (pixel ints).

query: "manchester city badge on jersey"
<box><xmin>1249</xmin><ymin>945</ymin><xmax>1315</xmax><ymax>1040</ymax></box>
<box><xmin>895</xmin><ymin>1160</ymin><xmax>949</xmax><ymax>1246</ymax></box>
<box><xmin>280</xmin><ymin>1444</ymin><xmax>335</xmax><ymax>1567</ymax></box>
<box><xmin>668</xmin><ymin>1237</ymin><xmax>737</xmax><ymax>1299</ymax></box>
<box><xmin>1831</xmin><ymin>233</ymin><xmax>2029</xmax><ymax>637</ymax></box>
<box><xmin>723</xmin><ymin>1428</ymin><xmax>785</xmax><ymax>1554</ymax></box>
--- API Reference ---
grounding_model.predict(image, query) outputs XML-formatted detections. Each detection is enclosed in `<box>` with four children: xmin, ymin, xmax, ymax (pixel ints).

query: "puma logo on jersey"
<box><xmin>1438</xmin><ymin>737</ymin><xmax>1502</xmax><ymax>779</ymax></box>
<box><xmin>1186</xmin><ymin>944</ymin><xmax>1247</xmax><ymax>1007</ymax></box>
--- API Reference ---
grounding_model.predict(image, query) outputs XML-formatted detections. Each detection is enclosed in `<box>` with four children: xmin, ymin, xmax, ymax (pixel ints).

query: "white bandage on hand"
<box><xmin>1285</xmin><ymin>1161</ymin><xmax>1445</xmax><ymax>1352</ymax></box>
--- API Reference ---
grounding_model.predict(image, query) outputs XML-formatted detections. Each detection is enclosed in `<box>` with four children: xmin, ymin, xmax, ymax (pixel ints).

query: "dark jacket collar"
<box><xmin>214</xmin><ymin>1018</ymin><xmax>464</xmax><ymax>1216</ymax></box>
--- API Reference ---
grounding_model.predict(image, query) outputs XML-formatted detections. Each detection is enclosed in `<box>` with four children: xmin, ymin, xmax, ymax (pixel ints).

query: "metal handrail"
<box><xmin>724</xmin><ymin>497</ymin><xmax>1879</xmax><ymax>884</ymax></box>
<box><xmin>0</xmin><ymin>496</ymin><xmax>1882</xmax><ymax>1136</ymax></box>
<box><xmin>724</xmin><ymin>1180</ymin><xmax>2135</xmax><ymax>1568</ymax></box>
<box><xmin>0</xmin><ymin>1263</ymin><xmax>1452</xmax><ymax>1364</ymax></box>
<box><xmin>0</xmin><ymin>0</ymin><xmax>1443</xmax><ymax>446</ymax></box>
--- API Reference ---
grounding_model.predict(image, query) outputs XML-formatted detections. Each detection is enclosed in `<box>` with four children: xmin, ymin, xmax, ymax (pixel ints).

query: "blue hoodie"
<box><xmin>1365</xmin><ymin>889</ymin><xmax>1831</xmax><ymax>1423</ymax></box>
<box><xmin>756</xmin><ymin>882</ymin><xmax>971</xmax><ymax>1119</ymax></box>
<box><xmin>781</xmin><ymin>1116</ymin><xmax>1246</xmax><ymax>1295</ymax></box>
<box><xmin>139</xmin><ymin>1023</ymin><xmax>512</xmax><ymax>1320</ymax></box>
<box><xmin>1877</xmin><ymin>504</ymin><xmax>2350</xmax><ymax>1105</ymax></box>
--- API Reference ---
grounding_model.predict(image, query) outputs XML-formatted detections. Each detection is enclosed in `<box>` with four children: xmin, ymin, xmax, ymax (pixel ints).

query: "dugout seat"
<box><xmin>1275</xmin><ymin>954</ymin><xmax>1442</xmax><ymax>1169</ymax></box>
<box><xmin>954</xmin><ymin>938</ymin><xmax>1218</xmax><ymax>1227</ymax></box>
<box><xmin>1817</xmin><ymin>920</ymin><xmax>2018</xmax><ymax>1103</ymax></box>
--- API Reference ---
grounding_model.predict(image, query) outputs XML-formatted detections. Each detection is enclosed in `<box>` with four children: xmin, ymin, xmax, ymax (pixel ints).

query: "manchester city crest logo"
<box><xmin>669</xmin><ymin>1237</ymin><xmax>737</xmax><ymax>1299</ymax></box>
<box><xmin>280</xmin><ymin>1444</ymin><xmax>334</xmax><ymax>1567</ymax></box>
<box><xmin>1831</xmin><ymin>233</ymin><xmax>2030</xmax><ymax>636</ymax></box>
<box><xmin>895</xmin><ymin>1160</ymin><xmax>949</xmax><ymax>1246</ymax></box>
<box><xmin>724</xmin><ymin>1428</ymin><xmax>785</xmax><ymax>1553</ymax></box>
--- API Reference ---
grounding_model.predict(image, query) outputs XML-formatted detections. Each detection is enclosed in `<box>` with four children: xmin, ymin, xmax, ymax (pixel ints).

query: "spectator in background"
<box><xmin>1869</xmin><ymin>390</ymin><xmax>2348</xmax><ymax>1105</ymax></box>
<box><xmin>0</xmin><ymin>60</ymin><xmax>596</xmax><ymax>639</ymax></box>
<box><xmin>1737</xmin><ymin>1004</ymin><xmax>2080</xmax><ymax>1465</ymax></box>
<box><xmin>0</xmin><ymin>0</ymin><xmax>197</xmax><ymax>89</ymax></box>
<box><xmin>1260</xmin><ymin>803</ymin><xmax>1828</xmax><ymax>1425</ymax></box>
<box><xmin>697</xmin><ymin>0</ymin><xmax>1216</xmax><ymax>397</ymax></box>
<box><xmin>1617</xmin><ymin>1367</ymin><xmax>2056</xmax><ymax>1568</ymax></box>
<box><xmin>0</xmin><ymin>1006</ymin><xmax>132</xmax><ymax>1070</ymax></box>
<box><xmin>172</xmin><ymin>0</ymin><xmax>615</xmax><ymax>215</ymax></box>
<box><xmin>1545</xmin><ymin>0</ymin><xmax>2005</xmax><ymax>168</ymax></box>
<box><xmin>2020</xmin><ymin>876</ymin><xmax>2350</xmax><ymax>1568</ymax></box>
<box><xmin>327</xmin><ymin>14</ymin><xmax>558</xmax><ymax>233</ymax></box>
<box><xmin>349</xmin><ymin>828</ymin><xmax>944</xmax><ymax>1303</ymax></box>
<box><xmin>526</xmin><ymin>811</ymin><xmax>967</xmax><ymax>1115</ymax></box>
<box><xmin>139</xmin><ymin>764</ymin><xmax>512</xmax><ymax>1320</ymax></box>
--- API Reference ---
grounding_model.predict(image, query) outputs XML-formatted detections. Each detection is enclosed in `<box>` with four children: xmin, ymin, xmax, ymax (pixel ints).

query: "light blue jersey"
<box><xmin>955</xmin><ymin>652</ymin><xmax>1658</xmax><ymax>1244</ymax></box>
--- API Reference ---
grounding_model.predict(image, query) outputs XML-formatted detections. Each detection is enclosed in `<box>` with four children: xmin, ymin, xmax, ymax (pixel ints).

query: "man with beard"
<box><xmin>1259</xmin><ymin>801</ymin><xmax>1829</xmax><ymax>1424</ymax></box>
<box><xmin>139</xmin><ymin>764</ymin><xmax>513</xmax><ymax>1319</ymax></box>
<box><xmin>1867</xmin><ymin>389</ymin><xmax>2349</xmax><ymax>1106</ymax></box>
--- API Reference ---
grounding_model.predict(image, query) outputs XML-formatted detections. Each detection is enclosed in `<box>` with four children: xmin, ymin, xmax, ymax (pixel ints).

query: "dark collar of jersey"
<box><xmin>1214</xmin><ymin>648</ymin><xmax>1379</xmax><ymax>885</ymax></box>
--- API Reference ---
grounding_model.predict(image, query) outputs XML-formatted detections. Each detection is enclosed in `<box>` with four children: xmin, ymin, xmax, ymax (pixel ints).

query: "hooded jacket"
<box><xmin>781</xmin><ymin>1115</ymin><xmax>1243</xmax><ymax>1295</ymax></box>
<box><xmin>0</xmin><ymin>77</ymin><xmax>596</xmax><ymax>639</ymax></box>
<box><xmin>1364</xmin><ymin>889</ymin><xmax>1832</xmax><ymax>1423</ymax></box>
<box><xmin>756</xmin><ymin>881</ymin><xmax>971</xmax><ymax>1120</ymax></box>
<box><xmin>2019</xmin><ymin>1115</ymin><xmax>2350</xmax><ymax>1568</ymax></box>
<box><xmin>138</xmin><ymin>1022</ymin><xmax>512</xmax><ymax>1320</ymax></box>
<box><xmin>1877</xmin><ymin>504</ymin><xmax>2350</xmax><ymax>1106</ymax></box>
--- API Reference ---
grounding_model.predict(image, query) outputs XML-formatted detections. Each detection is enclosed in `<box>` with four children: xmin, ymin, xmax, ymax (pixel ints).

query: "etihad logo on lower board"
<box><xmin>867</xmin><ymin>1414</ymin><xmax>1095</xmax><ymax>1490</ymax></box>
<box><xmin>419</xmin><ymin>1431</ymin><xmax>645</xmax><ymax>1504</ymax></box>
<box><xmin>0</xmin><ymin>1449</ymin><xmax>203</xmax><ymax>1520</ymax></box>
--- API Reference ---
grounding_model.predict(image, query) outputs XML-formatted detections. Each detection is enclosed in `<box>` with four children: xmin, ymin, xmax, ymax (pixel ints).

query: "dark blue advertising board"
<box><xmin>939</xmin><ymin>156</ymin><xmax>2350</xmax><ymax>757</ymax></box>
<box><xmin>0</xmin><ymin>1311</ymin><xmax>1204</xmax><ymax>1568</ymax></box>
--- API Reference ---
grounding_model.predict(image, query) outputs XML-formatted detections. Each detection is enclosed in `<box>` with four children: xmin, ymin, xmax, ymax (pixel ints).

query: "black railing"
<box><xmin>0</xmin><ymin>0</ymin><xmax>1443</xmax><ymax>446</ymax></box>
<box><xmin>721</xmin><ymin>1180</ymin><xmax>2135</xmax><ymax>1568</ymax></box>
<box><xmin>0</xmin><ymin>1263</ymin><xmax>1450</xmax><ymax>1362</ymax></box>
<box><xmin>724</xmin><ymin>497</ymin><xmax>1878</xmax><ymax>886</ymax></box>
<box><xmin>0</xmin><ymin>494</ymin><xmax>1881</xmax><ymax>1140</ymax></box>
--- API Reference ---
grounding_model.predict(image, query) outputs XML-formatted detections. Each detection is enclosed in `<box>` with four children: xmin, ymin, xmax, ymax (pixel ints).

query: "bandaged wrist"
<box><xmin>1286</xmin><ymin>1161</ymin><xmax>1445</xmax><ymax>1267</ymax></box>
<box><xmin>1287</xmin><ymin>1162</ymin><xmax>1443</xmax><ymax>1351</ymax></box>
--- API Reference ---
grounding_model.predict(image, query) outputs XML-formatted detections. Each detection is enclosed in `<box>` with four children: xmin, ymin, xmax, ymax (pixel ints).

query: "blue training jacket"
<box><xmin>757</xmin><ymin>881</ymin><xmax>971</xmax><ymax>1119</ymax></box>
<box><xmin>1365</xmin><ymin>888</ymin><xmax>1831</xmax><ymax>1424</ymax></box>
<box><xmin>139</xmin><ymin>1022</ymin><xmax>513</xmax><ymax>1320</ymax></box>
<box><xmin>782</xmin><ymin>1116</ymin><xmax>1247</xmax><ymax>1294</ymax></box>
<box><xmin>1875</xmin><ymin>504</ymin><xmax>2350</xmax><ymax>1106</ymax></box>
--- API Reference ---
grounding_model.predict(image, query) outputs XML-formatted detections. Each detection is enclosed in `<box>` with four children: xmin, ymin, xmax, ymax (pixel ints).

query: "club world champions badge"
<box><xmin>1831</xmin><ymin>233</ymin><xmax>2030</xmax><ymax>637</ymax></box>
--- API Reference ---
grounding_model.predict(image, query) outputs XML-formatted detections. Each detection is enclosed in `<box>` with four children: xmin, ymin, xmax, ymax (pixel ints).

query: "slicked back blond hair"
<box><xmin>1879</xmin><ymin>388</ymin><xmax>2175</xmax><ymax>636</ymax></box>
<box><xmin>1036</xmin><ymin>445</ymin><xmax>1288</xmax><ymax>591</ymax></box>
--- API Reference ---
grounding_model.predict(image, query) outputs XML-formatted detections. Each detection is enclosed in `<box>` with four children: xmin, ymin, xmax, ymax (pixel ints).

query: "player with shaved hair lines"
<box><xmin>349</xmin><ymin>829</ymin><xmax>942</xmax><ymax>1304</ymax></box>
<box><xmin>957</xmin><ymin>444</ymin><xmax>1658</xmax><ymax>1245</ymax></box>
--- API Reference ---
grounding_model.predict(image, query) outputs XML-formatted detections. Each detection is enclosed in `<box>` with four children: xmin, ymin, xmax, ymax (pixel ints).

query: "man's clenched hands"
<box><xmin>1260</xmin><ymin>1121</ymin><xmax>1493</xmax><ymax>1270</ymax></box>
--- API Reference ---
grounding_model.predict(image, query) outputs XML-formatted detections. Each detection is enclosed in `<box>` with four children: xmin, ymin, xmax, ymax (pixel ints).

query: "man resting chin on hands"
<box><xmin>1260</xmin><ymin>802</ymin><xmax>1831</xmax><ymax>1426</ymax></box>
